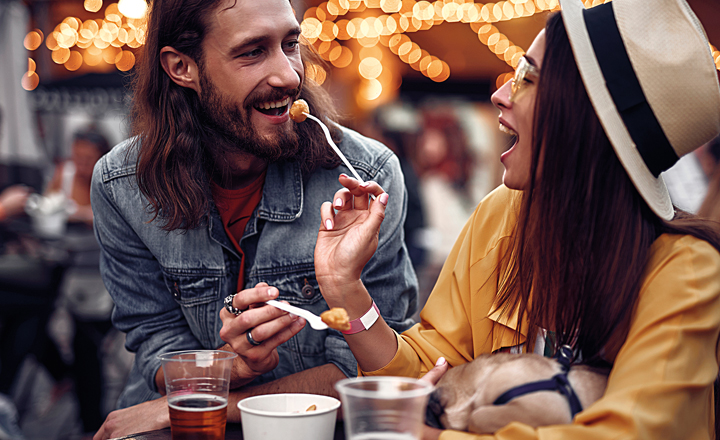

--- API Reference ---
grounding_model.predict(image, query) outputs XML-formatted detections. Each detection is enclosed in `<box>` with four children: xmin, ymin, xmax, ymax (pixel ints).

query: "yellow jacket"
<box><xmin>362</xmin><ymin>185</ymin><xmax>720</xmax><ymax>439</ymax></box>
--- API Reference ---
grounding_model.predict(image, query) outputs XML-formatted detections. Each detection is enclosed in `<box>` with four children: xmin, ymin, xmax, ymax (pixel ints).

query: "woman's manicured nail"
<box><xmin>325</xmin><ymin>219</ymin><xmax>333</xmax><ymax>230</ymax></box>
<box><xmin>436</xmin><ymin>357</ymin><xmax>447</xmax><ymax>366</ymax></box>
<box><xmin>268</xmin><ymin>288</ymin><xmax>277</xmax><ymax>298</ymax></box>
<box><xmin>334</xmin><ymin>198</ymin><xmax>343</xmax><ymax>208</ymax></box>
<box><xmin>379</xmin><ymin>193</ymin><xmax>389</xmax><ymax>206</ymax></box>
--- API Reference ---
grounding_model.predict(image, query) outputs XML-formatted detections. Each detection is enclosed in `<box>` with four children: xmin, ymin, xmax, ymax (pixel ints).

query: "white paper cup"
<box><xmin>238</xmin><ymin>393</ymin><xmax>340</xmax><ymax>440</ymax></box>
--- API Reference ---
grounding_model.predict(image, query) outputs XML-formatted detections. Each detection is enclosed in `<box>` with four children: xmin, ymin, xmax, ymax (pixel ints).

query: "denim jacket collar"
<box><xmin>256</xmin><ymin>160</ymin><xmax>304</xmax><ymax>222</ymax></box>
<box><xmin>207</xmin><ymin>160</ymin><xmax>303</xmax><ymax>259</ymax></box>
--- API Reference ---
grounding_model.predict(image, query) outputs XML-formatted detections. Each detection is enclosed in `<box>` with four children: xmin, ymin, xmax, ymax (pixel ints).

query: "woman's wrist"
<box><xmin>317</xmin><ymin>278</ymin><xmax>373</xmax><ymax>320</ymax></box>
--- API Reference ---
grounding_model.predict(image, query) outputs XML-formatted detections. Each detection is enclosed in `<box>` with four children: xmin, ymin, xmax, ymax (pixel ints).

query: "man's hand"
<box><xmin>219</xmin><ymin>282</ymin><xmax>306</xmax><ymax>387</ymax></box>
<box><xmin>93</xmin><ymin>396</ymin><xmax>169</xmax><ymax>440</ymax></box>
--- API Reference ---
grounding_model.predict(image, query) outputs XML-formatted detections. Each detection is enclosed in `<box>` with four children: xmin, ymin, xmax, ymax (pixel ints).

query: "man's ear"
<box><xmin>160</xmin><ymin>46</ymin><xmax>200</xmax><ymax>93</ymax></box>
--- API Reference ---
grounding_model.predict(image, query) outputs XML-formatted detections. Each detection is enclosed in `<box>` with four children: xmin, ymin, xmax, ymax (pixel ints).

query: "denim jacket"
<box><xmin>91</xmin><ymin>126</ymin><xmax>418</xmax><ymax>408</ymax></box>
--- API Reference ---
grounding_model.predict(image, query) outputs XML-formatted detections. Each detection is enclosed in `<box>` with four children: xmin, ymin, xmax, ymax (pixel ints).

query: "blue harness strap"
<box><xmin>492</xmin><ymin>345</ymin><xmax>584</xmax><ymax>418</ymax></box>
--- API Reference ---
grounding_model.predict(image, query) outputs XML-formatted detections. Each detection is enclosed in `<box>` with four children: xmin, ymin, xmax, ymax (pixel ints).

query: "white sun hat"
<box><xmin>559</xmin><ymin>0</ymin><xmax>720</xmax><ymax>220</ymax></box>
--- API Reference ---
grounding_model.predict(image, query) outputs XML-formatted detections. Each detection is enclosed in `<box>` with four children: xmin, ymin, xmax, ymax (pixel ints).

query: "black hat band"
<box><xmin>583</xmin><ymin>2</ymin><xmax>679</xmax><ymax>177</ymax></box>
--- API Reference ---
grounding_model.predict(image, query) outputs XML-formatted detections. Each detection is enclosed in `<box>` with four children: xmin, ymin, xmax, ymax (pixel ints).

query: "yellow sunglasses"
<box><xmin>510</xmin><ymin>56</ymin><xmax>540</xmax><ymax>102</ymax></box>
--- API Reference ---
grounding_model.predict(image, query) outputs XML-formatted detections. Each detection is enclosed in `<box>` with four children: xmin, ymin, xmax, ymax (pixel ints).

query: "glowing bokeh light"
<box><xmin>118</xmin><ymin>0</ymin><xmax>147</xmax><ymax>19</ymax></box>
<box><xmin>360</xmin><ymin>78</ymin><xmax>383</xmax><ymax>101</ymax></box>
<box><xmin>306</xmin><ymin>63</ymin><xmax>327</xmax><ymax>85</ymax></box>
<box><xmin>65</xmin><ymin>51</ymin><xmax>83</xmax><ymax>70</ymax></box>
<box><xmin>52</xmin><ymin>47</ymin><xmax>71</xmax><ymax>64</ymax></box>
<box><xmin>331</xmin><ymin>46</ymin><xmax>353</xmax><ymax>68</ymax></box>
<box><xmin>358</xmin><ymin>57</ymin><xmax>382</xmax><ymax>79</ymax></box>
<box><xmin>103</xmin><ymin>46</ymin><xmax>122</xmax><ymax>64</ymax></box>
<box><xmin>319</xmin><ymin>21</ymin><xmax>339</xmax><ymax>41</ymax></box>
<box><xmin>21</xmin><ymin>72</ymin><xmax>39</xmax><ymax>91</ymax></box>
<box><xmin>380</xmin><ymin>0</ymin><xmax>401</xmax><ymax>13</ymax></box>
<box><xmin>85</xmin><ymin>0</ymin><xmax>103</xmax><ymax>13</ymax></box>
<box><xmin>115</xmin><ymin>50</ymin><xmax>136</xmax><ymax>71</ymax></box>
<box><xmin>24</xmin><ymin>30</ymin><xmax>43</xmax><ymax>51</ymax></box>
<box><xmin>83</xmin><ymin>49</ymin><xmax>103</xmax><ymax>66</ymax></box>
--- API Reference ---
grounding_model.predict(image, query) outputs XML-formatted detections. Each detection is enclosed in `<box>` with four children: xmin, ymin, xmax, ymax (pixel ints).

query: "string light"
<box><xmin>118</xmin><ymin>0</ymin><xmax>148</xmax><ymax>19</ymax></box>
<box><xmin>84</xmin><ymin>0</ymin><xmax>103</xmax><ymax>13</ymax></box>
<box><xmin>23</xmin><ymin>1</ymin><xmax>148</xmax><ymax>88</ymax></box>
<box><xmin>20</xmin><ymin>0</ymin><xmax>720</xmax><ymax>99</ymax></box>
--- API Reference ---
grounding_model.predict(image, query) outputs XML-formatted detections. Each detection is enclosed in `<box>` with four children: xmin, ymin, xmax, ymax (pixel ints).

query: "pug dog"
<box><xmin>426</xmin><ymin>350</ymin><xmax>609</xmax><ymax>434</ymax></box>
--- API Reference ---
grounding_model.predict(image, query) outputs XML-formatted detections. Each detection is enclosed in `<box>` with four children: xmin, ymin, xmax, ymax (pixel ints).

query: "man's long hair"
<box><xmin>129</xmin><ymin>0</ymin><xmax>341</xmax><ymax>231</ymax></box>
<box><xmin>494</xmin><ymin>12</ymin><xmax>720</xmax><ymax>365</ymax></box>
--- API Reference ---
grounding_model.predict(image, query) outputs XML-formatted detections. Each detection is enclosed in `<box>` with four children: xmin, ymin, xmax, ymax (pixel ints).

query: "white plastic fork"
<box><xmin>304</xmin><ymin>113</ymin><xmax>376</xmax><ymax>200</ymax></box>
<box><xmin>304</xmin><ymin>113</ymin><xmax>364</xmax><ymax>183</ymax></box>
<box><xmin>266</xmin><ymin>299</ymin><xmax>328</xmax><ymax>330</ymax></box>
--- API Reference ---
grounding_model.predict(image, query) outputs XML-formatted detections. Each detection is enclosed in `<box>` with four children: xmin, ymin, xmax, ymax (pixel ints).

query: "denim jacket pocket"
<box><xmin>251</xmin><ymin>265</ymin><xmax>327</xmax><ymax>358</ymax></box>
<box><xmin>162</xmin><ymin>269</ymin><xmax>222</xmax><ymax>348</ymax></box>
<box><xmin>254</xmin><ymin>265</ymin><xmax>321</xmax><ymax>305</ymax></box>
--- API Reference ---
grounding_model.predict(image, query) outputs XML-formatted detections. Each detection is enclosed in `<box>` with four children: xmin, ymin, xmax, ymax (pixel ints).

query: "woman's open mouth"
<box><xmin>499</xmin><ymin>122</ymin><xmax>518</xmax><ymax>140</ymax></box>
<box><xmin>254</xmin><ymin>97</ymin><xmax>291</xmax><ymax>116</ymax></box>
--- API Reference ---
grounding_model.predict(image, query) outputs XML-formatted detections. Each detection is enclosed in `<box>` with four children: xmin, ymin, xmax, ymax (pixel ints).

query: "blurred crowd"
<box><xmin>0</xmin><ymin>123</ymin><xmax>128</xmax><ymax>440</ymax></box>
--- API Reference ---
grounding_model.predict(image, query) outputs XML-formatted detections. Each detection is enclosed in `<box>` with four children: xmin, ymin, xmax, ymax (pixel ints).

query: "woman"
<box><xmin>313</xmin><ymin>0</ymin><xmax>720</xmax><ymax>438</ymax></box>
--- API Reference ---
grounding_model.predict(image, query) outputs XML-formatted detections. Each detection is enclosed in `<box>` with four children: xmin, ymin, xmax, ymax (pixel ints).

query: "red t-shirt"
<box><xmin>211</xmin><ymin>171</ymin><xmax>266</xmax><ymax>291</ymax></box>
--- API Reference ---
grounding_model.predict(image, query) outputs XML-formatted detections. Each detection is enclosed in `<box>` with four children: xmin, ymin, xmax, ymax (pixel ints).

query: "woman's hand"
<box><xmin>421</xmin><ymin>357</ymin><xmax>450</xmax><ymax>386</ymax></box>
<box><xmin>219</xmin><ymin>282</ymin><xmax>306</xmax><ymax>387</ymax></box>
<box><xmin>314</xmin><ymin>175</ymin><xmax>389</xmax><ymax>297</ymax></box>
<box><xmin>419</xmin><ymin>357</ymin><xmax>449</xmax><ymax>440</ymax></box>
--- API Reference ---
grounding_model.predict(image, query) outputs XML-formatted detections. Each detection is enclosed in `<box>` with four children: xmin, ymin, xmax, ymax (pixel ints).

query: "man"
<box><xmin>91</xmin><ymin>0</ymin><xmax>417</xmax><ymax>438</ymax></box>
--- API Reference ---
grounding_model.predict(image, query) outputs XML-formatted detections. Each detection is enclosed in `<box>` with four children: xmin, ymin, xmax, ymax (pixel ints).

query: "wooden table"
<box><xmin>115</xmin><ymin>421</ymin><xmax>347</xmax><ymax>439</ymax></box>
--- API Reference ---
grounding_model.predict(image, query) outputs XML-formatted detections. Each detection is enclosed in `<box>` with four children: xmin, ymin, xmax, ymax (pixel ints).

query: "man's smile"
<box><xmin>254</xmin><ymin>96</ymin><xmax>291</xmax><ymax>116</ymax></box>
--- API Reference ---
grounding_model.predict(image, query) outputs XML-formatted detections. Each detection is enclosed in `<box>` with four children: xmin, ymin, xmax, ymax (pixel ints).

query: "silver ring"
<box><xmin>246</xmin><ymin>330</ymin><xmax>262</xmax><ymax>346</ymax></box>
<box><xmin>224</xmin><ymin>294</ymin><xmax>243</xmax><ymax>316</ymax></box>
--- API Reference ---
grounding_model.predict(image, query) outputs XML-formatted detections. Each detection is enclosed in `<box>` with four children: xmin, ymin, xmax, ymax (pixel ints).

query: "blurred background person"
<box><xmin>365</xmin><ymin>103</ymin><xmax>428</xmax><ymax>272</ymax></box>
<box><xmin>45</xmin><ymin>128</ymin><xmax>111</xmax><ymax>227</ymax></box>
<box><xmin>46</xmin><ymin>127</ymin><xmax>115</xmax><ymax>438</ymax></box>
<box><xmin>698</xmin><ymin>135</ymin><xmax>720</xmax><ymax>221</ymax></box>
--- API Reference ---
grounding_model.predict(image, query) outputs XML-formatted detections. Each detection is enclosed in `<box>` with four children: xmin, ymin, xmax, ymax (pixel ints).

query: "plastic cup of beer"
<box><xmin>158</xmin><ymin>350</ymin><xmax>237</xmax><ymax>440</ymax></box>
<box><xmin>335</xmin><ymin>376</ymin><xmax>434</xmax><ymax>440</ymax></box>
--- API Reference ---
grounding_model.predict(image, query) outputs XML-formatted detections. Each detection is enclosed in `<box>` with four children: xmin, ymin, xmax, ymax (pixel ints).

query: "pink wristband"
<box><xmin>341</xmin><ymin>301</ymin><xmax>380</xmax><ymax>335</ymax></box>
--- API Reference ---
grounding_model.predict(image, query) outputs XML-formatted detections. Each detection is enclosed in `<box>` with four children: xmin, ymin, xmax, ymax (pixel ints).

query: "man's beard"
<box><xmin>197</xmin><ymin>69</ymin><xmax>300</xmax><ymax>163</ymax></box>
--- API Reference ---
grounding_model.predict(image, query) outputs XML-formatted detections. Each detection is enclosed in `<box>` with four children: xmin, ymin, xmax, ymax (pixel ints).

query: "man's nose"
<box><xmin>267</xmin><ymin>50</ymin><xmax>301</xmax><ymax>90</ymax></box>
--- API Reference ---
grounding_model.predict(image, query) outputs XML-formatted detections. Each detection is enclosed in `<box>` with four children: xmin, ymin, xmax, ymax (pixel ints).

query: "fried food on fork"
<box><xmin>320</xmin><ymin>307</ymin><xmax>351</xmax><ymax>331</ymax></box>
<box><xmin>289</xmin><ymin>99</ymin><xmax>309</xmax><ymax>122</ymax></box>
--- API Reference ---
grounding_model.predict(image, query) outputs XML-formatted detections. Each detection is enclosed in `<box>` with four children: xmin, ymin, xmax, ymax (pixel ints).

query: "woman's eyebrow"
<box><xmin>525</xmin><ymin>55</ymin><xmax>538</xmax><ymax>67</ymax></box>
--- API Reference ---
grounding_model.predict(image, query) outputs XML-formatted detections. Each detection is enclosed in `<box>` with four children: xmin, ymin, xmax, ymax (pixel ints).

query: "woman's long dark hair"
<box><xmin>494</xmin><ymin>12</ymin><xmax>720</xmax><ymax>365</ymax></box>
<box><xmin>129</xmin><ymin>0</ymin><xmax>340</xmax><ymax>231</ymax></box>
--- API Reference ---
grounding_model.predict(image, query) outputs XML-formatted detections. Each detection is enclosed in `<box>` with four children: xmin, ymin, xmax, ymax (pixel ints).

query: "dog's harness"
<box><xmin>492</xmin><ymin>345</ymin><xmax>584</xmax><ymax>418</ymax></box>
